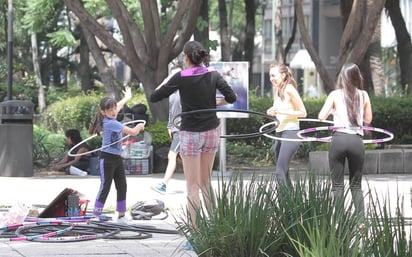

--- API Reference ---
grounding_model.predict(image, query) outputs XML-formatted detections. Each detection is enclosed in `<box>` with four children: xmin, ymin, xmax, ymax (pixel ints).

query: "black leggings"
<box><xmin>93</xmin><ymin>152</ymin><xmax>127</xmax><ymax>215</ymax></box>
<box><xmin>329</xmin><ymin>132</ymin><xmax>364</xmax><ymax>214</ymax></box>
<box><xmin>274</xmin><ymin>130</ymin><xmax>301</xmax><ymax>184</ymax></box>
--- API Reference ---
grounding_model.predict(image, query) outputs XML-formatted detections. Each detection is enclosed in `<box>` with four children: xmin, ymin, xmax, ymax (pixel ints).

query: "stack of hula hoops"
<box><xmin>0</xmin><ymin>216</ymin><xmax>178</xmax><ymax>242</ymax></box>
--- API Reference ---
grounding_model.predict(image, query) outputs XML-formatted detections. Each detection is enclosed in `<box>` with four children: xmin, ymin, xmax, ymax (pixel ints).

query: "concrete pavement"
<box><xmin>0</xmin><ymin>168</ymin><xmax>411</xmax><ymax>257</ymax></box>
<box><xmin>0</xmin><ymin>172</ymin><xmax>196</xmax><ymax>257</ymax></box>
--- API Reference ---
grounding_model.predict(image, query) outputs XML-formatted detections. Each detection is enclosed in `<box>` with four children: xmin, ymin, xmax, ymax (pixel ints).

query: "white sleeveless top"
<box><xmin>333</xmin><ymin>89</ymin><xmax>364</xmax><ymax>136</ymax></box>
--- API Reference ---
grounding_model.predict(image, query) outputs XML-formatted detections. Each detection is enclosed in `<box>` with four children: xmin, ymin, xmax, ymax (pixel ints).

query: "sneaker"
<box><xmin>151</xmin><ymin>182</ymin><xmax>167</xmax><ymax>194</ymax></box>
<box><xmin>181</xmin><ymin>240</ymin><xmax>194</xmax><ymax>251</ymax></box>
<box><xmin>117</xmin><ymin>215</ymin><xmax>134</xmax><ymax>226</ymax></box>
<box><xmin>88</xmin><ymin>215</ymin><xmax>112</xmax><ymax>222</ymax></box>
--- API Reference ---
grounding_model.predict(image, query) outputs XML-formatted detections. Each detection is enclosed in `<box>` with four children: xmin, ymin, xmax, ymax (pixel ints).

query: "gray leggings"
<box><xmin>329</xmin><ymin>132</ymin><xmax>364</xmax><ymax>214</ymax></box>
<box><xmin>274</xmin><ymin>130</ymin><xmax>301</xmax><ymax>184</ymax></box>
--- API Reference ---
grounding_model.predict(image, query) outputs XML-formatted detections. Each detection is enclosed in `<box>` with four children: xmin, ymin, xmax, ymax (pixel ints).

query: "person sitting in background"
<box><xmin>52</xmin><ymin>129</ymin><xmax>90</xmax><ymax>176</ymax></box>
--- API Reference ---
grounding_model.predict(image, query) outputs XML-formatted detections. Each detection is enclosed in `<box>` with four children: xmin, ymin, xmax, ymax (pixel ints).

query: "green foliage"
<box><xmin>145</xmin><ymin>121</ymin><xmax>170</xmax><ymax>146</ymax></box>
<box><xmin>178</xmin><ymin>173</ymin><xmax>412</xmax><ymax>257</ymax></box>
<box><xmin>47</xmin><ymin>29</ymin><xmax>77</xmax><ymax>47</ymax></box>
<box><xmin>41</xmin><ymin>94</ymin><xmax>101</xmax><ymax>132</ymax></box>
<box><xmin>370</xmin><ymin>96</ymin><xmax>412</xmax><ymax>144</ymax></box>
<box><xmin>33</xmin><ymin>125</ymin><xmax>66</xmax><ymax>168</ymax></box>
<box><xmin>226</xmin><ymin>142</ymin><xmax>273</xmax><ymax>166</ymax></box>
<box><xmin>178</xmin><ymin>174</ymin><xmax>281</xmax><ymax>257</ymax></box>
<box><xmin>20</xmin><ymin>0</ymin><xmax>62</xmax><ymax>32</ymax></box>
<box><xmin>0</xmin><ymin>79</ymin><xmax>39</xmax><ymax>103</ymax></box>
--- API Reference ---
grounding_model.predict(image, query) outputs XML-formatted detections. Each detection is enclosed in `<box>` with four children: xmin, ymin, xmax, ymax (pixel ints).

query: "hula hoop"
<box><xmin>68</xmin><ymin>120</ymin><xmax>146</xmax><ymax>157</ymax></box>
<box><xmin>260</xmin><ymin>118</ymin><xmax>334</xmax><ymax>142</ymax></box>
<box><xmin>172</xmin><ymin>109</ymin><xmax>279</xmax><ymax>139</ymax></box>
<box><xmin>297</xmin><ymin>125</ymin><xmax>394</xmax><ymax>144</ymax></box>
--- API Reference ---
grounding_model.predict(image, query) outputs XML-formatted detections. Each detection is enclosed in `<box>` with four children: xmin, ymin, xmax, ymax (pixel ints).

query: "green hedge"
<box><xmin>37</xmin><ymin>92</ymin><xmax>170</xmax><ymax>147</ymax></box>
<box><xmin>38</xmin><ymin>92</ymin><xmax>412</xmax><ymax>154</ymax></box>
<box><xmin>224</xmin><ymin>94</ymin><xmax>412</xmax><ymax>161</ymax></box>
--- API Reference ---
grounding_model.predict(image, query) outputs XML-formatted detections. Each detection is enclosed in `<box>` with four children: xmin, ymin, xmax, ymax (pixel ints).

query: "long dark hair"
<box><xmin>89</xmin><ymin>97</ymin><xmax>117</xmax><ymax>135</ymax></box>
<box><xmin>337</xmin><ymin>63</ymin><xmax>364</xmax><ymax>127</ymax></box>
<box><xmin>183</xmin><ymin>41</ymin><xmax>210</xmax><ymax>67</ymax></box>
<box><xmin>269</xmin><ymin>63</ymin><xmax>298</xmax><ymax>100</ymax></box>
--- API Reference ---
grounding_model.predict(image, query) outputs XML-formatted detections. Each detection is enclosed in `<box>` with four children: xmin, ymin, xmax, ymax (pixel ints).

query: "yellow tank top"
<box><xmin>274</xmin><ymin>86</ymin><xmax>299</xmax><ymax>132</ymax></box>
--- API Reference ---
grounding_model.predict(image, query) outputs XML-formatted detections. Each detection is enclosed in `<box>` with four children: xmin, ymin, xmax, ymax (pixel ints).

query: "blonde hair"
<box><xmin>269</xmin><ymin>63</ymin><xmax>297</xmax><ymax>100</ymax></box>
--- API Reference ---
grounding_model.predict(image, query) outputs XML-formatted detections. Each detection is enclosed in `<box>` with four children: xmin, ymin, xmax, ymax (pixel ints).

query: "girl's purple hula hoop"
<box><xmin>296</xmin><ymin>125</ymin><xmax>394</xmax><ymax>144</ymax></box>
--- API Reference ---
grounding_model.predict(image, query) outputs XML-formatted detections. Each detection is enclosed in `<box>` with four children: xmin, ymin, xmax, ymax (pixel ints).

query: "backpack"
<box><xmin>130</xmin><ymin>199</ymin><xmax>166</xmax><ymax>220</ymax></box>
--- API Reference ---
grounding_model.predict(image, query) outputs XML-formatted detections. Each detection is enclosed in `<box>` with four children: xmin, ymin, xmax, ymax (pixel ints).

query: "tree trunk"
<box><xmin>339</xmin><ymin>0</ymin><xmax>386</xmax><ymax>66</ymax></box>
<box><xmin>283</xmin><ymin>10</ymin><xmax>297</xmax><ymax>64</ymax></box>
<box><xmin>340</xmin><ymin>0</ymin><xmax>386</xmax><ymax>94</ymax></box>
<box><xmin>244</xmin><ymin>0</ymin><xmax>257</xmax><ymax>83</ymax></box>
<box><xmin>367</xmin><ymin>16</ymin><xmax>385</xmax><ymax>96</ymax></box>
<box><xmin>294</xmin><ymin>0</ymin><xmax>335</xmax><ymax>93</ymax></box>
<box><xmin>63</xmin><ymin>0</ymin><xmax>202</xmax><ymax>121</ymax></box>
<box><xmin>78</xmin><ymin>27</ymin><xmax>92</xmax><ymax>93</ymax></box>
<box><xmin>274</xmin><ymin>0</ymin><xmax>284</xmax><ymax>63</ymax></box>
<box><xmin>385</xmin><ymin>0</ymin><xmax>412</xmax><ymax>95</ymax></box>
<box><xmin>31</xmin><ymin>33</ymin><xmax>46</xmax><ymax>112</ymax></box>
<box><xmin>219</xmin><ymin>0</ymin><xmax>231</xmax><ymax>61</ymax></box>
<box><xmin>81</xmin><ymin>26</ymin><xmax>119</xmax><ymax>100</ymax></box>
<box><xmin>194</xmin><ymin>0</ymin><xmax>209</xmax><ymax>49</ymax></box>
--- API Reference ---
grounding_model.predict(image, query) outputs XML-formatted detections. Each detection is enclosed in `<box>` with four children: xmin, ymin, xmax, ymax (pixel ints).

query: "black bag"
<box><xmin>130</xmin><ymin>199</ymin><xmax>165</xmax><ymax>220</ymax></box>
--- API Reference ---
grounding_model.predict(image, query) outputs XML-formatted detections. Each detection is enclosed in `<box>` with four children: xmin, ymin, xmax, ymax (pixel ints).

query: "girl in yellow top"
<box><xmin>266</xmin><ymin>63</ymin><xmax>307</xmax><ymax>184</ymax></box>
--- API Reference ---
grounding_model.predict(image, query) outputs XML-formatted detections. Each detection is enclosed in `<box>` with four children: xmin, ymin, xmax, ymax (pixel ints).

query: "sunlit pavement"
<box><xmin>0</xmin><ymin>167</ymin><xmax>411</xmax><ymax>257</ymax></box>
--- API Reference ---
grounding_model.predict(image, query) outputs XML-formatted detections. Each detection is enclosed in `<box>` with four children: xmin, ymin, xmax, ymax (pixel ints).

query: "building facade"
<box><xmin>256</xmin><ymin>0</ymin><xmax>412</xmax><ymax>96</ymax></box>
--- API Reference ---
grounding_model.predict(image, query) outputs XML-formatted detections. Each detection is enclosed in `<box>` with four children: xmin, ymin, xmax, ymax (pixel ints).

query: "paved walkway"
<box><xmin>0</xmin><ymin>166</ymin><xmax>411</xmax><ymax>257</ymax></box>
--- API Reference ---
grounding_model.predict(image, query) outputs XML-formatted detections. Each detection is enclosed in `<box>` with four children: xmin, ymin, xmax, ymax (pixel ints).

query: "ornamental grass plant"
<box><xmin>176</xmin><ymin>172</ymin><xmax>412</xmax><ymax>257</ymax></box>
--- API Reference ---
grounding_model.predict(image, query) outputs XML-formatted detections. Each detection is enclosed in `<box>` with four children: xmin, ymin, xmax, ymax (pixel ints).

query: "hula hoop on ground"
<box><xmin>68</xmin><ymin>119</ymin><xmax>146</xmax><ymax>157</ymax></box>
<box><xmin>297</xmin><ymin>125</ymin><xmax>394</xmax><ymax>144</ymax></box>
<box><xmin>260</xmin><ymin>118</ymin><xmax>334</xmax><ymax>142</ymax></box>
<box><xmin>172</xmin><ymin>109</ymin><xmax>279</xmax><ymax>139</ymax></box>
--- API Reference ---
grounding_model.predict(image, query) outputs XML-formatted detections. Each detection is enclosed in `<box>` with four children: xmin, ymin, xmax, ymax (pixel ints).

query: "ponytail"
<box><xmin>89</xmin><ymin>97</ymin><xmax>117</xmax><ymax>135</ymax></box>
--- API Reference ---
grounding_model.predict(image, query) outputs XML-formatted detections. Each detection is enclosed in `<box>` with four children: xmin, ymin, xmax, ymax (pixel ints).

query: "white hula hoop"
<box><xmin>260</xmin><ymin>118</ymin><xmax>334</xmax><ymax>142</ymax></box>
<box><xmin>297</xmin><ymin>125</ymin><xmax>394</xmax><ymax>144</ymax></box>
<box><xmin>68</xmin><ymin>119</ymin><xmax>146</xmax><ymax>157</ymax></box>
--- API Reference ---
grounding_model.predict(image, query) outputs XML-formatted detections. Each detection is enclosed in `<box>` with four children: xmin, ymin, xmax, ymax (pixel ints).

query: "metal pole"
<box><xmin>7</xmin><ymin>0</ymin><xmax>13</xmax><ymax>101</ymax></box>
<box><xmin>260</xmin><ymin>2</ymin><xmax>266</xmax><ymax>97</ymax></box>
<box><xmin>218</xmin><ymin>118</ymin><xmax>228</xmax><ymax>176</ymax></box>
<box><xmin>272</xmin><ymin>0</ymin><xmax>276</xmax><ymax>60</ymax></box>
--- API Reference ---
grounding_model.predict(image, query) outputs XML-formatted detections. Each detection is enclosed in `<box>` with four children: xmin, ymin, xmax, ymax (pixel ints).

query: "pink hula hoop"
<box><xmin>296</xmin><ymin>125</ymin><xmax>394</xmax><ymax>144</ymax></box>
<box><xmin>260</xmin><ymin>118</ymin><xmax>334</xmax><ymax>142</ymax></box>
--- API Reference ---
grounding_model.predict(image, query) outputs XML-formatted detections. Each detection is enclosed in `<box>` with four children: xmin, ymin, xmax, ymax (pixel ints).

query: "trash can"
<box><xmin>0</xmin><ymin>100</ymin><xmax>34</xmax><ymax>177</ymax></box>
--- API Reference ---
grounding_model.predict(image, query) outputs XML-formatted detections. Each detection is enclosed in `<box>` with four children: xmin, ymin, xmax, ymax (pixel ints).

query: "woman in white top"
<box><xmin>266</xmin><ymin>63</ymin><xmax>307</xmax><ymax>184</ymax></box>
<box><xmin>318</xmin><ymin>63</ymin><xmax>372</xmax><ymax>215</ymax></box>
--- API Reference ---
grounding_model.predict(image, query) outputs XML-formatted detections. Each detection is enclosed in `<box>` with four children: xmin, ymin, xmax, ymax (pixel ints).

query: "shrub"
<box><xmin>145</xmin><ymin>121</ymin><xmax>171</xmax><ymax>146</ymax></box>
<box><xmin>39</xmin><ymin>91</ymin><xmax>148</xmax><ymax>133</ymax></box>
<box><xmin>41</xmin><ymin>93</ymin><xmax>101</xmax><ymax>132</ymax></box>
<box><xmin>33</xmin><ymin>125</ymin><xmax>66</xmax><ymax>169</ymax></box>
<box><xmin>177</xmin><ymin>173</ymin><xmax>412</xmax><ymax>257</ymax></box>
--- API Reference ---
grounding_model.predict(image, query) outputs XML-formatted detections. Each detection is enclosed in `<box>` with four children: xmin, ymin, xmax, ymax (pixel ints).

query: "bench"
<box><xmin>309</xmin><ymin>147</ymin><xmax>412</xmax><ymax>174</ymax></box>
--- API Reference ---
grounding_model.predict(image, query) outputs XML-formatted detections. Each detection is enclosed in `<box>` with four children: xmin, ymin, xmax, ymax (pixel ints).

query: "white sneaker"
<box><xmin>117</xmin><ymin>216</ymin><xmax>134</xmax><ymax>226</ymax></box>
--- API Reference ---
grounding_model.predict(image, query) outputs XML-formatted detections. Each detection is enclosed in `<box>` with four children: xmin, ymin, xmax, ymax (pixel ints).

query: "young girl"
<box><xmin>89</xmin><ymin>87</ymin><xmax>145</xmax><ymax>222</ymax></box>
